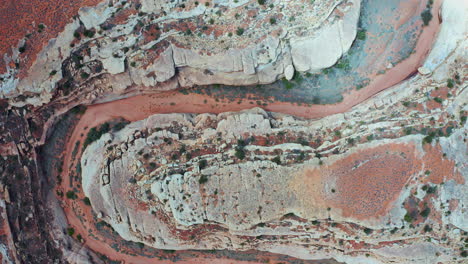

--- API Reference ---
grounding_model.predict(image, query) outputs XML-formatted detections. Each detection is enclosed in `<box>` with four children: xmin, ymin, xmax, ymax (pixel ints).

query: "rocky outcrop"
<box><xmin>81</xmin><ymin>89</ymin><xmax>467</xmax><ymax>262</ymax></box>
<box><xmin>291</xmin><ymin>0</ymin><xmax>360</xmax><ymax>72</ymax></box>
<box><xmin>421</xmin><ymin>0</ymin><xmax>468</xmax><ymax>75</ymax></box>
<box><xmin>0</xmin><ymin>0</ymin><xmax>360</xmax><ymax>105</ymax></box>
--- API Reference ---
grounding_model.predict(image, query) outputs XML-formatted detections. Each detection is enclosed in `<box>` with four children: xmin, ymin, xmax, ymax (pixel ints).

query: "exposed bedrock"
<box><xmin>0</xmin><ymin>0</ymin><xmax>360</xmax><ymax>105</ymax></box>
<box><xmin>81</xmin><ymin>100</ymin><xmax>467</xmax><ymax>263</ymax></box>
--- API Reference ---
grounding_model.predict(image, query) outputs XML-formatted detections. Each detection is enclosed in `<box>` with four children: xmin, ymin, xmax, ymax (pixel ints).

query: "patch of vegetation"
<box><xmin>83</xmin><ymin>29</ymin><xmax>95</xmax><ymax>38</ymax></box>
<box><xmin>421</xmin><ymin>184</ymin><xmax>437</xmax><ymax>194</ymax></box>
<box><xmin>271</xmin><ymin>156</ymin><xmax>281</xmax><ymax>165</ymax></box>
<box><xmin>199</xmin><ymin>174</ymin><xmax>209</xmax><ymax>184</ymax></box>
<box><xmin>70</xmin><ymin>105</ymin><xmax>87</xmax><ymax>115</ymax></box>
<box><xmin>433</xmin><ymin>97</ymin><xmax>443</xmax><ymax>104</ymax></box>
<box><xmin>423</xmin><ymin>224</ymin><xmax>432</xmax><ymax>232</ymax></box>
<box><xmin>80</xmin><ymin>72</ymin><xmax>90</xmax><ymax>79</ymax></box>
<box><xmin>234</xmin><ymin>138</ymin><xmax>248</xmax><ymax>160</ymax></box>
<box><xmin>83</xmin><ymin>197</ymin><xmax>91</xmax><ymax>206</ymax></box>
<box><xmin>335</xmin><ymin>58</ymin><xmax>350</xmax><ymax>71</ymax></box>
<box><xmin>422</xmin><ymin>131</ymin><xmax>436</xmax><ymax>144</ymax></box>
<box><xmin>83</xmin><ymin>122</ymin><xmax>111</xmax><ymax>148</ymax></box>
<box><xmin>112</xmin><ymin>120</ymin><xmax>130</xmax><ymax>132</ymax></box>
<box><xmin>421</xmin><ymin>9</ymin><xmax>433</xmax><ymax>26</ymax></box>
<box><xmin>18</xmin><ymin>44</ymin><xmax>26</xmax><ymax>53</ymax></box>
<box><xmin>356</xmin><ymin>29</ymin><xmax>366</xmax><ymax>40</ymax></box>
<box><xmin>420</xmin><ymin>207</ymin><xmax>431</xmax><ymax>218</ymax></box>
<box><xmin>66</xmin><ymin>190</ymin><xmax>77</xmax><ymax>200</ymax></box>
<box><xmin>198</xmin><ymin>159</ymin><xmax>208</xmax><ymax>170</ymax></box>
<box><xmin>334</xmin><ymin>130</ymin><xmax>342</xmax><ymax>138</ymax></box>
<box><xmin>235</xmin><ymin>148</ymin><xmax>245</xmax><ymax>160</ymax></box>
<box><xmin>404</xmin><ymin>213</ymin><xmax>413</xmax><ymax>223</ymax></box>
<box><xmin>67</xmin><ymin>227</ymin><xmax>75</xmax><ymax>236</ymax></box>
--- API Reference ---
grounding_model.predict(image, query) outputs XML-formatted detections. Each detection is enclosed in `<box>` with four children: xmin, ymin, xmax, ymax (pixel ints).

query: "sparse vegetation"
<box><xmin>83</xmin><ymin>122</ymin><xmax>111</xmax><ymax>148</ymax></box>
<box><xmin>420</xmin><ymin>207</ymin><xmax>431</xmax><ymax>218</ymax></box>
<box><xmin>67</xmin><ymin>227</ymin><xmax>75</xmax><ymax>236</ymax></box>
<box><xmin>198</xmin><ymin>159</ymin><xmax>208</xmax><ymax>170</ymax></box>
<box><xmin>421</xmin><ymin>9</ymin><xmax>432</xmax><ymax>26</ymax></box>
<box><xmin>404</xmin><ymin>213</ymin><xmax>413</xmax><ymax>223</ymax></box>
<box><xmin>199</xmin><ymin>174</ymin><xmax>209</xmax><ymax>184</ymax></box>
<box><xmin>66</xmin><ymin>190</ymin><xmax>77</xmax><ymax>200</ymax></box>
<box><xmin>83</xmin><ymin>197</ymin><xmax>91</xmax><ymax>206</ymax></box>
<box><xmin>271</xmin><ymin>156</ymin><xmax>281</xmax><ymax>165</ymax></box>
<box><xmin>356</xmin><ymin>29</ymin><xmax>366</xmax><ymax>40</ymax></box>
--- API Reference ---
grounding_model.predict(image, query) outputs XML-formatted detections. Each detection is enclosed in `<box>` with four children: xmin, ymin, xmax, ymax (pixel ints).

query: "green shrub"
<box><xmin>83</xmin><ymin>197</ymin><xmax>91</xmax><ymax>206</ymax></box>
<box><xmin>423</xmin><ymin>225</ymin><xmax>432</xmax><ymax>232</ymax></box>
<box><xmin>421</xmin><ymin>9</ymin><xmax>432</xmax><ymax>26</ymax></box>
<box><xmin>198</xmin><ymin>159</ymin><xmax>208</xmax><ymax>169</ymax></box>
<box><xmin>18</xmin><ymin>45</ymin><xmax>26</xmax><ymax>53</ymax></box>
<box><xmin>80</xmin><ymin>72</ymin><xmax>90</xmax><ymax>79</ymax></box>
<box><xmin>199</xmin><ymin>175</ymin><xmax>209</xmax><ymax>184</ymax></box>
<box><xmin>356</xmin><ymin>29</ymin><xmax>366</xmax><ymax>40</ymax></box>
<box><xmin>447</xmin><ymin>78</ymin><xmax>454</xmax><ymax>88</ymax></box>
<box><xmin>235</xmin><ymin>148</ymin><xmax>245</xmax><ymax>160</ymax></box>
<box><xmin>404</xmin><ymin>213</ymin><xmax>413</xmax><ymax>223</ymax></box>
<box><xmin>83</xmin><ymin>29</ymin><xmax>95</xmax><ymax>38</ymax></box>
<box><xmin>420</xmin><ymin>207</ymin><xmax>431</xmax><ymax>218</ymax></box>
<box><xmin>66</xmin><ymin>191</ymin><xmax>77</xmax><ymax>200</ymax></box>
<box><xmin>67</xmin><ymin>227</ymin><xmax>75</xmax><ymax>236</ymax></box>
<box><xmin>271</xmin><ymin>156</ymin><xmax>281</xmax><ymax>165</ymax></box>
<box><xmin>83</xmin><ymin>122</ymin><xmax>111</xmax><ymax>148</ymax></box>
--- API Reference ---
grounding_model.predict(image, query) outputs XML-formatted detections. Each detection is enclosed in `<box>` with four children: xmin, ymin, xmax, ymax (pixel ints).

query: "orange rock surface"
<box><xmin>292</xmin><ymin>141</ymin><xmax>461</xmax><ymax>221</ymax></box>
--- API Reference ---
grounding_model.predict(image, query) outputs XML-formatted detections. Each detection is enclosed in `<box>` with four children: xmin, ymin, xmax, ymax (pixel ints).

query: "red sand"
<box><xmin>291</xmin><ymin>141</ymin><xmax>460</xmax><ymax>221</ymax></box>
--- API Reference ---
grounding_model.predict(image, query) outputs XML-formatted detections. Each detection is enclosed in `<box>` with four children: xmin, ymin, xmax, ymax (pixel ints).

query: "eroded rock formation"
<box><xmin>0</xmin><ymin>0</ymin><xmax>467</xmax><ymax>263</ymax></box>
<box><xmin>1</xmin><ymin>0</ymin><xmax>359</xmax><ymax>106</ymax></box>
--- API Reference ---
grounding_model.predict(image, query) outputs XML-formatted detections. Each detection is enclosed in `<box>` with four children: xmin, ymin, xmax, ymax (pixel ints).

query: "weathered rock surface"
<box><xmin>82</xmin><ymin>95</ymin><xmax>467</xmax><ymax>263</ymax></box>
<box><xmin>0</xmin><ymin>0</ymin><xmax>360</xmax><ymax>105</ymax></box>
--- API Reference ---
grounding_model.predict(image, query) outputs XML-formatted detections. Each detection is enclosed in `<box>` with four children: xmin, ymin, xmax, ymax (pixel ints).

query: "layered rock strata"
<box><xmin>0</xmin><ymin>0</ymin><xmax>360</xmax><ymax>105</ymax></box>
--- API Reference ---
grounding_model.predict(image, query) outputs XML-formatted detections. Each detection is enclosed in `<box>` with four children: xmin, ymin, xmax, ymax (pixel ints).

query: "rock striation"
<box><xmin>0</xmin><ymin>0</ymin><xmax>360</xmax><ymax>105</ymax></box>
<box><xmin>82</xmin><ymin>94</ymin><xmax>467</xmax><ymax>263</ymax></box>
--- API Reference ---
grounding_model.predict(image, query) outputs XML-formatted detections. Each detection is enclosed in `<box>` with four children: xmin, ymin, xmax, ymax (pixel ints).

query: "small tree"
<box><xmin>236</xmin><ymin>27</ymin><xmax>244</xmax><ymax>36</ymax></box>
<box><xmin>83</xmin><ymin>197</ymin><xmax>91</xmax><ymax>206</ymax></box>
<box><xmin>421</xmin><ymin>9</ymin><xmax>432</xmax><ymax>26</ymax></box>
<box><xmin>198</xmin><ymin>159</ymin><xmax>208</xmax><ymax>170</ymax></box>
<box><xmin>67</xmin><ymin>227</ymin><xmax>75</xmax><ymax>236</ymax></box>
<box><xmin>271</xmin><ymin>156</ymin><xmax>281</xmax><ymax>165</ymax></box>
<box><xmin>199</xmin><ymin>175</ymin><xmax>209</xmax><ymax>184</ymax></box>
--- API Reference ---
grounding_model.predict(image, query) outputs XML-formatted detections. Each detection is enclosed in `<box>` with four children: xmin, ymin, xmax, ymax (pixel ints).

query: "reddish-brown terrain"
<box><xmin>0</xmin><ymin>0</ymin><xmax>101</xmax><ymax>74</ymax></box>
